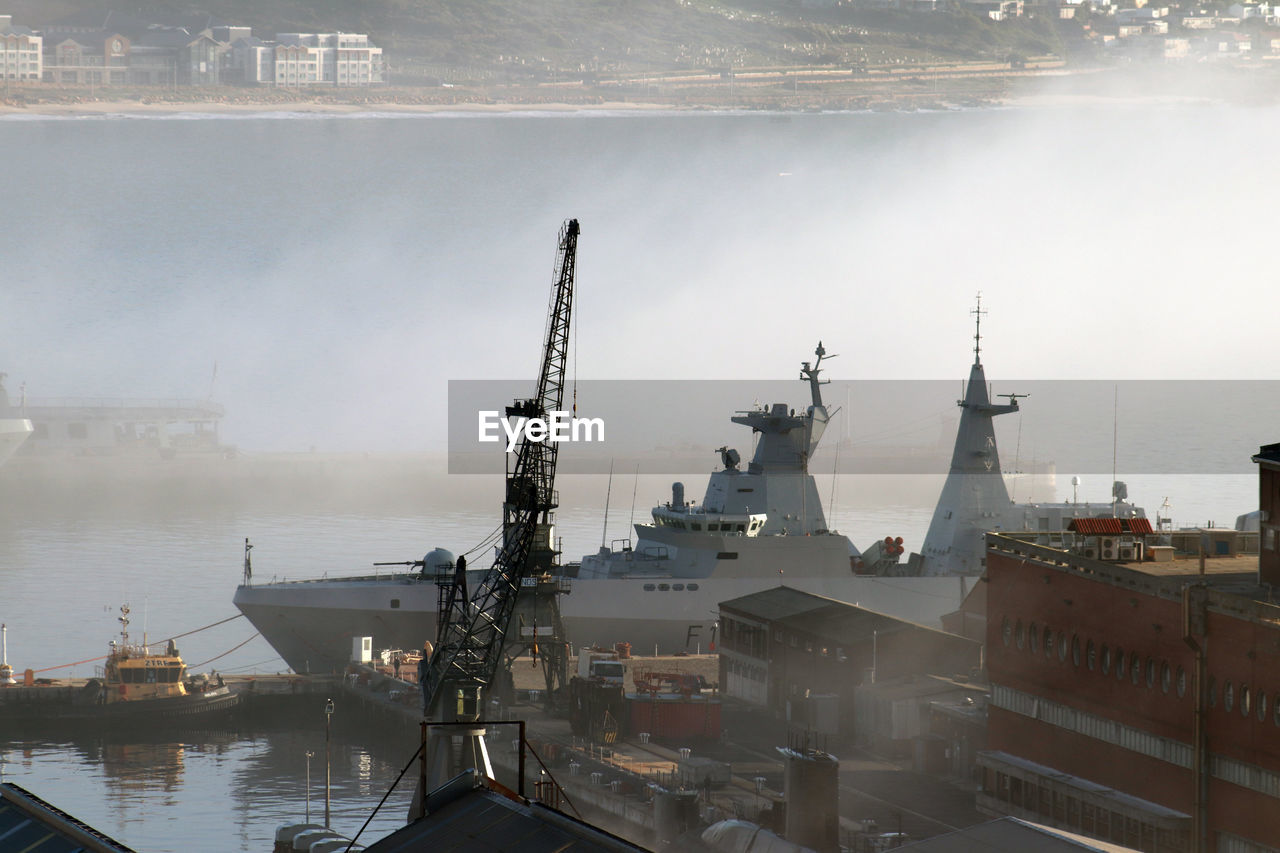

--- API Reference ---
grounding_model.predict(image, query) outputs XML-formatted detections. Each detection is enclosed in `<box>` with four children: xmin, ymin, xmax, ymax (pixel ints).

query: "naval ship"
<box><xmin>234</xmin><ymin>324</ymin><xmax>1143</xmax><ymax>673</ymax></box>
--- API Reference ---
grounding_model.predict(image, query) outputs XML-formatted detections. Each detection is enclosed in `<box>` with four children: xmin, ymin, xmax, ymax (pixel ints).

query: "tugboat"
<box><xmin>76</xmin><ymin>605</ymin><xmax>239</xmax><ymax>723</ymax></box>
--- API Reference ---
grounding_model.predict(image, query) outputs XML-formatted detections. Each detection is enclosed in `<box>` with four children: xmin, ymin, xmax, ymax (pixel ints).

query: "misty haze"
<box><xmin>2</xmin><ymin>3</ymin><xmax>1278</xmax><ymax>851</ymax></box>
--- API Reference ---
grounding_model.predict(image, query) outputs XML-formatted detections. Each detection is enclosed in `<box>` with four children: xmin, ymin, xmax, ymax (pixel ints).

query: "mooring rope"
<box><xmin>186</xmin><ymin>632</ymin><xmax>261</xmax><ymax>669</ymax></box>
<box><xmin>29</xmin><ymin>613</ymin><xmax>247</xmax><ymax>673</ymax></box>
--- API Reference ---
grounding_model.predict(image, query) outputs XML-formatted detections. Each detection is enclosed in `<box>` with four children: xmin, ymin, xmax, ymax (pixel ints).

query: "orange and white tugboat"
<box><xmin>79</xmin><ymin>605</ymin><xmax>239</xmax><ymax>723</ymax></box>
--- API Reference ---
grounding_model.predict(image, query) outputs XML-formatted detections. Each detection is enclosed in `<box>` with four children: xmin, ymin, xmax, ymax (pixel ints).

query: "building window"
<box><xmin>1002</xmin><ymin>617</ymin><xmax>1012</xmax><ymax>647</ymax></box>
<box><xmin>1101</xmin><ymin>644</ymin><xmax>1111</xmax><ymax>675</ymax></box>
<box><xmin>389</xmin><ymin>599</ymin><xmax>400</xmax><ymax>609</ymax></box>
<box><xmin>1225</xmin><ymin>680</ymin><xmax>1235</xmax><ymax>713</ymax></box>
<box><xmin>1258</xmin><ymin>691</ymin><xmax>1268</xmax><ymax>723</ymax></box>
<box><xmin>1071</xmin><ymin>635</ymin><xmax>1081</xmax><ymax>667</ymax></box>
<box><xmin>1177</xmin><ymin>665</ymin><xmax>1187</xmax><ymax>698</ymax></box>
<box><xmin>1241</xmin><ymin>684</ymin><xmax>1251</xmax><ymax>717</ymax></box>
<box><xmin>1058</xmin><ymin>632</ymin><xmax>1068</xmax><ymax>663</ymax></box>
<box><xmin>1044</xmin><ymin>627</ymin><xmax>1054</xmax><ymax>660</ymax></box>
<box><xmin>1029</xmin><ymin>622</ymin><xmax>1039</xmax><ymax>654</ymax></box>
<box><xmin>1114</xmin><ymin>647</ymin><xmax>1126</xmax><ymax>681</ymax></box>
<box><xmin>1015</xmin><ymin>619</ymin><xmax>1025</xmax><ymax>650</ymax></box>
<box><xmin>1086</xmin><ymin>639</ymin><xmax>1096</xmax><ymax>672</ymax></box>
<box><xmin>1145</xmin><ymin>658</ymin><xmax>1156</xmax><ymax>689</ymax></box>
<box><xmin>1160</xmin><ymin>661</ymin><xmax>1171</xmax><ymax>694</ymax></box>
<box><xmin>1130</xmin><ymin>654</ymin><xmax>1141</xmax><ymax>686</ymax></box>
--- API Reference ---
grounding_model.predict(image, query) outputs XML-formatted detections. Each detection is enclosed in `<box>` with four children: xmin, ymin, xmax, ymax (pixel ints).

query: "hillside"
<box><xmin>5</xmin><ymin>0</ymin><xmax>1067</xmax><ymax>82</ymax></box>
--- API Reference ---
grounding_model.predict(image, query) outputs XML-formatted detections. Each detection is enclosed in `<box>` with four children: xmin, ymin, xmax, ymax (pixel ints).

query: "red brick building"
<box><xmin>980</xmin><ymin>514</ymin><xmax>1280</xmax><ymax>853</ymax></box>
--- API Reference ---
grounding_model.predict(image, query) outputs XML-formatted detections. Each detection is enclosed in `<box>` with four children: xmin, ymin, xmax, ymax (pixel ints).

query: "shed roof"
<box><xmin>895</xmin><ymin>816</ymin><xmax>1141</xmax><ymax>852</ymax></box>
<box><xmin>0</xmin><ymin>783</ymin><xmax>134</xmax><ymax>853</ymax></box>
<box><xmin>364</xmin><ymin>779</ymin><xmax>647</xmax><ymax>852</ymax></box>
<box><xmin>720</xmin><ymin>586</ymin><xmax>967</xmax><ymax>645</ymax></box>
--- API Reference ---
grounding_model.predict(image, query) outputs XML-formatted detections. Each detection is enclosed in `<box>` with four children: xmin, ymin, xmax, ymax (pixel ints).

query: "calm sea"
<box><xmin>0</xmin><ymin>105</ymin><xmax>1267</xmax><ymax>851</ymax></box>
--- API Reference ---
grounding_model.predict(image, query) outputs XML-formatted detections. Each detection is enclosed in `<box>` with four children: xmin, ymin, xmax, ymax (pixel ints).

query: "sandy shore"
<box><xmin>0</xmin><ymin>98</ymin><xmax>682</xmax><ymax>117</ymax></box>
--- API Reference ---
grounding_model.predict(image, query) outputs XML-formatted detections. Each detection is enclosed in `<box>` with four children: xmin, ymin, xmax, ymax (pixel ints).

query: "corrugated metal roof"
<box><xmin>718</xmin><ymin>585</ymin><xmax>831</xmax><ymax>622</ymax></box>
<box><xmin>895</xmin><ymin>816</ymin><xmax>1142</xmax><ymax>852</ymax></box>
<box><xmin>0</xmin><ymin>783</ymin><xmax>135</xmax><ymax>853</ymax></box>
<box><xmin>1127</xmin><ymin>518</ymin><xmax>1154</xmax><ymax>535</ymax></box>
<box><xmin>720</xmin><ymin>585</ymin><xmax>964</xmax><ymax>645</ymax></box>
<box><xmin>1068</xmin><ymin>518</ymin><xmax>1154</xmax><ymax>535</ymax></box>
<box><xmin>1068</xmin><ymin>518</ymin><xmax>1124</xmax><ymax>535</ymax></box>
<box><xmin>364</xmin><ymin>785</ymin><xmax>648</xmax><ymax>852</ymax></box>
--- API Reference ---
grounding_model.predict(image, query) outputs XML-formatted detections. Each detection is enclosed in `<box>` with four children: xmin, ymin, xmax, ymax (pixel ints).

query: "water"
<box><xmin>0</xmin><ymin>104</ymin><xmax>1270</xmax><ymax>850</ymax></box>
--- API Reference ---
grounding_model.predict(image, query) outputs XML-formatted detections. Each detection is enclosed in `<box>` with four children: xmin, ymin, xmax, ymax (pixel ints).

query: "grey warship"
<box><xmin>235</xmin><ymin>319</ymin><xmax>1139</xmax><ymax>670</ymax></box>
<box><xmin>905</xmin><ymin>298</ymin><xmax>1145</xmax><ymax>577</ymax></box>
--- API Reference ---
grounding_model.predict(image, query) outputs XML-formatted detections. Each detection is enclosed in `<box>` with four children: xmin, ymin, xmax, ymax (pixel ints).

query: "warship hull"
<box><xmin>233</xmin><ymin>562</ymin><xmax>969</xmax><ymax>674</ymax></box>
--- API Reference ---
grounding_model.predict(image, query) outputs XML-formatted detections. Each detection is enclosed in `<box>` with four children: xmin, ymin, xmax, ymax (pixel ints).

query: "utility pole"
<box><xmin>304</xmin><ymin>750</ymin><xmax>314</xmax><ymax>823</ymax></box>
<box><xmin>324</xmin><ymin>698</ymin><xmax>334</xmax><ymax>828</ymax></box>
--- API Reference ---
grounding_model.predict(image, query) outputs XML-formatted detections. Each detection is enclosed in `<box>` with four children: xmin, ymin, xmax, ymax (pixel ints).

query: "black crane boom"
<box><xmin>421</xmin><ymin>218</ymin><xmax>579</xmax><ymax>718</ymax></box>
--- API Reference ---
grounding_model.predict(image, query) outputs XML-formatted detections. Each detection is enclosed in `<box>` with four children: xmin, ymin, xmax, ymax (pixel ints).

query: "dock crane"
<box><xmin>410</xmin><ymin>218</ymin><xmax>580</xmax><ymax>817</ymax></box>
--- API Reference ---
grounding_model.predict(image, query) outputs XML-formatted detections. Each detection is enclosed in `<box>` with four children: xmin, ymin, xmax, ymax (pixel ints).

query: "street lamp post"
<box><xmin>324</xmin><ymin>698</ymin><xmax>335</xmax><ymax>828</ymax></box>
<box><xmin>305</xmin><ymin>750</ymin><xmax>314</xmax><ymax>823</ymax></box>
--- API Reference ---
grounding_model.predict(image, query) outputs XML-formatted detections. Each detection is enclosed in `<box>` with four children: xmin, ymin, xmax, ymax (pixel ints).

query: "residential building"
<box><xmin>0</xmin><ymin>15</ymin><xmax>42</xmax><ymax>81</ymax></box>
<box><xmin>978</xmin><ymin>445</ymin><xmax>1280</xmax><ymax>852</ymax></box>
<box><xmin>225</xmin><ymin>36</ymin><xmax>273</xmax><ymax>85</ymax></box>
<box><xmin>274</xmin><ymin>32</ymin><xmax>384</xmax><ymax>87</ymax></box>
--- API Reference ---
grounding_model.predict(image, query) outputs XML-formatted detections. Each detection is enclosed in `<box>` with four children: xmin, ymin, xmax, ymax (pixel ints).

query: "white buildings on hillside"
<box><xmin>0</xmin><ymin>14</ymin><xmax>42</xmax><ymax>81</ymax></box>
<box><xmin>0</xmin><ymin>15</ymin><xmax>385</xmax><ymax>87</ymax></box>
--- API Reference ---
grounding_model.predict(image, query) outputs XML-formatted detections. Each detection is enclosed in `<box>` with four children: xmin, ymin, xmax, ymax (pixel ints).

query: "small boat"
<box><xmin>74</xmin><ymin>605</ymin><xmax>240</xmax><ymax>723</ymax></box>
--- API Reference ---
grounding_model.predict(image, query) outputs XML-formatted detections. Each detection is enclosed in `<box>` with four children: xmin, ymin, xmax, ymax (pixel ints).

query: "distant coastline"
<box><xmin>1</xmin><ymin>64</ymin><xmax>1275</xmax><ymax>118</ymax></box>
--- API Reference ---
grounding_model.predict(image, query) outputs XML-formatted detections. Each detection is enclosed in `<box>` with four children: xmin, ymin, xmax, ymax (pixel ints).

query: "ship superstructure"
<box><xmin>906</xmin><ymin>297</ymin><xmax>1144</xmax><ymax>577</ymax></box>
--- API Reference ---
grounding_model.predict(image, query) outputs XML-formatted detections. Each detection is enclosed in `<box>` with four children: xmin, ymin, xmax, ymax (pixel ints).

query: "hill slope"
<box><xmin>6</xmin><ymin>0</ymin><xmax>1066</xmax><ymax>78</ymax></box>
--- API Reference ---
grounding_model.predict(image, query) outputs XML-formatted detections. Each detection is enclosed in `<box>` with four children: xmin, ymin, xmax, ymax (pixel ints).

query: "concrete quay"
<box><xmin>0</xmin><ymin>672</ymin><xmax>342</xmax><ymax>725</ymax></box>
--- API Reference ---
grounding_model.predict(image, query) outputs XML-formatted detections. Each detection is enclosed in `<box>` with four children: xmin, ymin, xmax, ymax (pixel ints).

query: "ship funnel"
<box><xmin>672</xmin><ymin>482</ymin><xmax>685</xmax><ymax>509</ymax></box>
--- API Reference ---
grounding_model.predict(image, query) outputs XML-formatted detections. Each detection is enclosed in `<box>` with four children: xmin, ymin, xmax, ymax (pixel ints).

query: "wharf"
<box><xmin>0</xmin><ymin>673</ymin><xmax>341</xmax><ymax>724</ymax></box>
<box><xmin>324</xmin><ymin>657</ymin><xmax>974</xmax><ymax>848</ymax></box>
